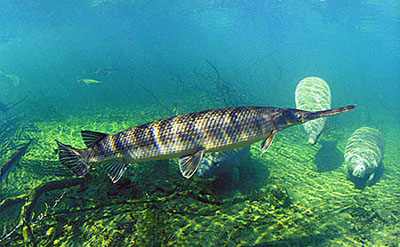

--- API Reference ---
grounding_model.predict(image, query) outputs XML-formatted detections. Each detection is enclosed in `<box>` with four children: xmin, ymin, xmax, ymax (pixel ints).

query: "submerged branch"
<box><xmin>204</xmin><ymin>59</ymin><xmax>221</xmax><ymax>83</ymax></box>
<box><xmin>1</xmin><ymin>176</ymin><xmax>223</xmax><ymax>246</ymax></box>
<box><xmin>0</xmin><ymin>194</ymin><xmax>28</xmax><ymax>213</ymax></box>
<box><xmin>204</xmin><ymin>59</ymin><xmax>249</xmax><ymax>106</ymax></box>
<box><xmin>0</xmin><ymin>178</ymin><xmax>86</xmax><ymax>246</ymax></box>
<box><xmin>50</xmin><ymin>189</ymin><xmax>221</xmax><ymax>217</ymax></box>
<box><xmin>141</xmin><ymin>86</ymin><xmax>172</xmax><ymax>114</ymax></box>
<box><xmin>19</xmin><ymin>178</ymin><xmax>86</xmax><ymax>246</ymax></box>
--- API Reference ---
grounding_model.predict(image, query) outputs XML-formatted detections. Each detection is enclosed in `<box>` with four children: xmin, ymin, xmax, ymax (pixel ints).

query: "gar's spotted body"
<box><xmin>57</xmin><ymin>105</ymin><xmax>356</xmax><ymax>183</ymax></box>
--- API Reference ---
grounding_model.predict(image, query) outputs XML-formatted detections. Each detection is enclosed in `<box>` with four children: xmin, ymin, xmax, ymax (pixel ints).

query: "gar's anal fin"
<box><xmin>103</xmin><ymin>161</ymin><xmax>128</xmax><ymax>183</ymax></box>
<box><xmin>179</xmin><ymin>149</ymin><xmax>205</xmax><ymax>179</ymax></box>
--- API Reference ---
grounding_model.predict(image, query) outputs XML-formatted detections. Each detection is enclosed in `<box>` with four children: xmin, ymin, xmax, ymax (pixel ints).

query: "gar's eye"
<box><xmin>294</xmin><ymin>112</ymin><xmax>302</xmax><ymax>121</ymax></box>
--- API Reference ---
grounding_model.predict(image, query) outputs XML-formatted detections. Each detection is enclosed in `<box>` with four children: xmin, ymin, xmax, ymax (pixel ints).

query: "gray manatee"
<box><xmin>197</xmin><ymin>146</ymin><xmax>250</xmax><ymax>188</ymax></box>
<box><xmin>295</xmin><ymin>77</ymin><xmax>331</xmax><ymax>144</ymax></box>
<box><xmin>344</xmin><ymin>127</ymin><xmax>384</xmax><ymax>185</ymax></box>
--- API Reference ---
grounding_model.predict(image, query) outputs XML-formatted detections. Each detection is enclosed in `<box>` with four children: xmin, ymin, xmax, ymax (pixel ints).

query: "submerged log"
<box><xmin>0</xmin><ymin>178</ymin><xmax>86</xmax><ymax>247</ymax></box>
<box><xmin>20</xmin><ymin>178</ymin><xmax>86</xmax><ymax>247</ymax></box>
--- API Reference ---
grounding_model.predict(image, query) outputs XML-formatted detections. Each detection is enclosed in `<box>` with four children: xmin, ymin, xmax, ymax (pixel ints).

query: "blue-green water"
<box><xmin>0</xmin><ymin>1</ymin><xmax>399</xmax><ymax>246</ymax></box>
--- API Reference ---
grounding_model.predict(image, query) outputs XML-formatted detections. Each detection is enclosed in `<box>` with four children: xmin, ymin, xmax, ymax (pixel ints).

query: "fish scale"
<box><xmin>105</xmin><ymin>107</ymin><xmax>270</xmax><ymax>162</ymax></box>
<box><xmin>56</xmin><ymin>105</ymin><xmax>356</xmax><ymax>183</ymax></box>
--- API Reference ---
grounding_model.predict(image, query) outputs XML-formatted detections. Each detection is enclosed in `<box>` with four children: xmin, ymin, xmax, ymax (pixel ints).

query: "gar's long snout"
<box><xmin>305</xmin><ymin>105</ymin><xmax>357</xmax><ymax>121</ymax></box>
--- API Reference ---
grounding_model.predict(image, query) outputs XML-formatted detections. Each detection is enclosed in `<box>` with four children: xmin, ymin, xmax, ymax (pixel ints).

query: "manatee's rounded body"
<box><xmin>344</xmin><ymin>127</ymin><xmax>384</xmax><ymax>184</ymax></box>
<box><xmin>197</xmin><ymin>146</ymin><xmax>250</xmax><ymax>189</ymax></box>
<box><xmin>295</xmin><ymin>77</ymin><xmax>331</xmax><ymax>144</ymax></box>
<box><xmin>197</xmin><ymin>146</ymin><xmax>249</xmax><ymax>178</ymax></box>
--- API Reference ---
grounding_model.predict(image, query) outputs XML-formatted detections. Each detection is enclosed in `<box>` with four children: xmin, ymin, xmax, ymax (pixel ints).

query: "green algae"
<box><xmin>0</xmin><ymin>106</ymin><xmax>399</xmax><ymax>246</ymax></box>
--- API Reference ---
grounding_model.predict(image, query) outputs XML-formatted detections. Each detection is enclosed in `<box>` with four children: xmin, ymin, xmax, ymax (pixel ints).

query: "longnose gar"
<box><xmin>56</xmin><ymin>105</ymin><xmax>356</xmax><ymax>183</ymax></box>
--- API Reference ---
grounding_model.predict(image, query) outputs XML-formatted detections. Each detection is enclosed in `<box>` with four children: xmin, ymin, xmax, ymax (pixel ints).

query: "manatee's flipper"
<box><xmin>261</xmin><ymin>130</ymin><xmax>277</xmax><ymax>153</ymax></box>
<box><xmin>179</xmin><ymin>149</ymin><xmax>205</xmax><ymax>178</ymax></box>
<box><xmin>366</xmin><ymin>172</ymin><xmax>375</xmax><ymax>186</ymax></box>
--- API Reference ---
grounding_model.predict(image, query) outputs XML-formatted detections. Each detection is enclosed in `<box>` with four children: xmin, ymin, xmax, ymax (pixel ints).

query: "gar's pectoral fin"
<box><xmin>261</xmin><ymin>130</ymin><xmax>277</xmax><ymax>153</ymax></box>
<box><xmin>179</xmin><ymin>149</ymin><xmax>205</xmax><ymax>179</ymax></box>
<box><xmin>103</xmin><ymin>161</ymin><xmax>128</xmax><ymax>183</ymax></box>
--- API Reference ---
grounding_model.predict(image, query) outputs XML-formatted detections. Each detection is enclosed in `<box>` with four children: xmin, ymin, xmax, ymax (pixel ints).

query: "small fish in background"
<box><xmin>344</xmin><ymin>127</ymin><xmax>384</xmax><ymax>186</ymax></box>
<box><xmin>0</xmin><ymin>35</ymin><xmax>16</xmax><ymax>44</ymax></box>
<box><xmin>295</xmin><ymin>76</ymin><xmax>331</xmax><ymax>144</ymax></box>
<box><xmin>0</xmin><ymin>139</ymin><xmax>33</xmax><ymax>189</ymax></box>
<box><xmin>94</xmin><ymin>67</ymin><xmax>121</xmax><ymax>77</ymax></box>
<box><xmin>0</xmin><ymin>70</ymin><xmax>20</xmax><ymax>86</ymax></box>
<box><xmin>77</xmin><ymin>78</ymin><xmax>102</xmax><ymax>85</ymax></box>
<box><xmin>0</xmin><ymin>96</ymin><xmax>27</xmax><ymax>112</ymax></box>
<box><xmin>56</xmin><ymin>104</ymin><xmax>356</xmax><ymax>183</ymax></box>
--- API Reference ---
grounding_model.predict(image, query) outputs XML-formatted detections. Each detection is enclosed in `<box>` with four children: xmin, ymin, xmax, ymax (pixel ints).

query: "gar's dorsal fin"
<box><xmin>81</xmin><ymin>130</ymin><xmax>108</xmax><ymax>147</ymax></box>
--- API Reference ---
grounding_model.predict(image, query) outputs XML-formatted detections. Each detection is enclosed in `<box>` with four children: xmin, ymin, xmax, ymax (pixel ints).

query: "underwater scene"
<box><xmin>0</xmin><ymin>0</ymin><xmax>399</xmax><ymax>246</ymax></box>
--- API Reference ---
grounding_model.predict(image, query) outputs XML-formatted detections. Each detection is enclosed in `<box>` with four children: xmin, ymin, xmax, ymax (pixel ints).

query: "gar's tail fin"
<box><xmin>56</xmin><ymin>140</ymin><xmax>90</xmax><ymax>177</ymax></box>
<box><xmin>305</xmin><ymin>105</ymin><xmax>357</xmax><ymax>121</ymax></box>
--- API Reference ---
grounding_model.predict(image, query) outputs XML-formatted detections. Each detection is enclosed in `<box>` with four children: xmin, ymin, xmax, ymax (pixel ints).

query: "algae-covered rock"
<box><xmin>266</xmin><ymin>184</ymin><xmax>291</xmax><ymax>208</ymax></box>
